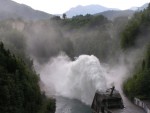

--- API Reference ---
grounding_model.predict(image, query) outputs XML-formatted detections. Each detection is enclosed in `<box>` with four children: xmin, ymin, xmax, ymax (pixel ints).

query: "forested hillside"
<box><xmin>121</xmin><ymin>4</ymin><xmax>150</xmax><ymax>49</ymax></box>
<box><xmin>49</xmin><ymin>14</ymin><xmax>128</xmax><ymax>62</ymax></box>
<box><xmin>124</xmin><ymin>44</ymin><xmax>150</xmax><ymax>100</ymax></box>
<box><xmin>0</xmin><ymin>42</ymin><xmax>55</xmax><ymax>113</ymax></box>
<box><xmin>123</xmin><ymin>4</ymin><xmax>150</xmax><ymax>100</ymax></box>
<box><xmin>0</xmin><ymin>0</ymin><xmax>52</xmax><ymax>20</ymax></box>
<box><xmin>0</xmin><ymin>12</ymin><xmax>130</xmax><ymax>64</ymax></box>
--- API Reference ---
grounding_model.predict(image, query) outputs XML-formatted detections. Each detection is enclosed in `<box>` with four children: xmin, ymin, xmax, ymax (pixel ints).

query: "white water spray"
<box><xmin>35</xmin><ymin>53</ymin><xmax>131</xmax><ymax>105</ymax></box>
<box><xmin>36</xmin><ymin>54</ymin><xmax>108</xmax><ymax>105</ymax></box>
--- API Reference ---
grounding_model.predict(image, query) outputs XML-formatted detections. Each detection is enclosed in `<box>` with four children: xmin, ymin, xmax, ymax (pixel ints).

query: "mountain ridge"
<box><xmin>65</xmin><ymin>3</ymin><xmax>149</xmax><ymax>18</ymax></box>
<box><xmin>65</xmin><ymin>4</ymin><xmax>119</xmax><ymax>18</ymax></box>
<box><xmin>0</xmin><ymin>0</ymin><xmax>53</xmax><ymax>20</ymax></box>
<box><xmin>129</xmin><ymin>3</ymin><xmax>149</xmax><ymax>11</ymax></box>
<box><xmin>96</xmin><ymin>10</ymin><xmax>135</xmax><ymax>20</ymax></box>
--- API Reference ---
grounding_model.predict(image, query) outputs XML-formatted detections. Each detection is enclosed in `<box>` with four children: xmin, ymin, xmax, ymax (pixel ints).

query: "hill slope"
<box><xmin>96</xmin><ymin>10</ymin><xmax>134</xmax><ymax>20</ymax></box>
<box><xmin>0</xmin><ymin>42</ymin><xmax>42</xmax><ymax>113</ymax></box>
<box><xmin>130</xmin><ymin>3</ymin><xmax>149</xmax><ymax>11</ymax></box>
<box><xmin>0</xmin><ymin>0</ymin><xmax>53</xmax><ymax>20</ymax></box>
<box><xmin>122</xmin><ymin>4</ymin><xmax>150</xmax><ymax>100</ymax></box>
<box><xmin>0</xmin><ymin>41</ymin><xmax>56</xmax><ymax>113</ymax></box>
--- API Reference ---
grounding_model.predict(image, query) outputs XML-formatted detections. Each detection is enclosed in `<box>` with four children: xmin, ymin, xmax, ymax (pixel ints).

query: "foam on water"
<box><xmin>37</xmin><ymin>54</ymin><xmax>107</xmax><ymax>105</ymax></box>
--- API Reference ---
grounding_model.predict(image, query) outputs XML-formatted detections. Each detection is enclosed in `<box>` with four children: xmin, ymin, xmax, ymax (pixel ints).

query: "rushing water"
<box><xmin>36</xmin><ymin>54</ymin><xmax>145</xmax><ymax>113</ymax></box>
<box><xmin>39</xmin><ymin>55</ymin><xmax>107</xmax><ymax>105</ymax></box>
<box><xmin>55</xmin><ymin>95</ymin><xmax>145</xmax><ymax>113</ymax></box>
<box><xmin>55</xmin><ymin>97</ymin><xmax>92</xmax><ymax>113</ymax></box>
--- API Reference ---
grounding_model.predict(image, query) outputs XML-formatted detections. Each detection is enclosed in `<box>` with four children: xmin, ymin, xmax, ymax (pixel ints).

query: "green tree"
<box><xmin>124</xmin><ymin>44</ymin><xmax>150</xmax><ymax>100</ymax></box>
<box><xmin>62</xmin><ymin>13</ymin><xmax>67</xmax><ymax>19</ymax></box>
<box><xmin>120</xmin><ymin>4</ymin><xmax>150</xmax><ymax>49</ymax></box>
<box><xmin>0</xmin><ymin>42</ymin><xmax>56</xmax><ymax>113</ymax></box>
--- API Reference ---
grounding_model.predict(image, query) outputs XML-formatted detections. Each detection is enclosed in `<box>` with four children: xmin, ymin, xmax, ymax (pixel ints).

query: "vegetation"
<box><xmin>0</xmin><ymin>14</ymin><xmax>125</xmax><ymax>65</ymax></box>
<box><xmin>123</xmin><ymin>4</ymin><xmax>150</xmax><ymax>101</ymax></box>
<box><xmin>50</xmin><ymin>14</ymin><xmax>119</xmax><ymax>61</ymax></box>
<box><xmin>62</xmin><ymin>13</ymin><xmax>67</xmax><ymax>19</ymax></box>
<box><xmin>121</xmin><ymin>3</ymin><xmax>150</xmax><ymax>49</ymax></box>
<box><xmin>0</xmin><ymin>42</ymin><xmax>55</xmax><ymax>113</ymax></box>
<box><xmin>61</xmin><ymin>14</ymin><xmax>109</xmax><ymax>29</ymax></box>
<box><xmin>1</xmin><ymin>5</ymin><xmax>149</xmax><ymax>109</ymax></box>
<box><xmin>123</xmin><ymin>44</ymin><xmax>150</xmax><ymax>100</ymax></box>
<box><xmin>3</xmin><ymin>1</ymin><xmax>150</xmax><ymax>112</ymax></box>
<box><xmin>38</xmin><ymin>94</ymin><xmax>56</xmax><ymax>113</ymax></box>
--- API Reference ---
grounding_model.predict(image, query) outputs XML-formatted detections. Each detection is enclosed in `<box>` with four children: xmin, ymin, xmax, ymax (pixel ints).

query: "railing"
<box><xmin>134</xmin><ymin>98</ymin><xmax>150</xmax><ymax>113</ymax></box>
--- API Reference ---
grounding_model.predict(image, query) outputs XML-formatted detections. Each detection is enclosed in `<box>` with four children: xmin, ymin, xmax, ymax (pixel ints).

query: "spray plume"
<box><xmin>35</xmin><ymin>52</ymin><xmax>134</xmax><ymax>105</ymax></box>
<box><xmin>36</xmin><ymin>54</ymin><xmax>107</xmax><ymax>105</ymax></box>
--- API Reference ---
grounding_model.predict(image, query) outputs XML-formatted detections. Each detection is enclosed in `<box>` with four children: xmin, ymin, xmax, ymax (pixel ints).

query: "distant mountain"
<box><xmin>129</xmin><ymin>7</ymin><xmax>138</xmax><ymax>11</ymax></box>
<box><xmin>96</xmin><ymin>3</ymin><xmax>149</xmax><ymax>20</ymax></box>
<box><xmin>0</xmin><ymin>0</ymin><xmax>53</xmax><ymax>20</ymax></box>
<box><xmin>130</xmin><ymin>3</ymin><xmax>149</xmax><ymax>11</ymax></box>
<box><xmin>138</xmin><ymin>3</ymin><xmax>149</xmax><ymax>10</ymax></box>
<box><xmin>65</xmin><ymin>5</ymin><xmax>119</xmax><ymax>18</ymax></box>
<box><xmin>96</xmin><ymin>10</ymin><xmax>135</xmax><ymax>20</ymax></box>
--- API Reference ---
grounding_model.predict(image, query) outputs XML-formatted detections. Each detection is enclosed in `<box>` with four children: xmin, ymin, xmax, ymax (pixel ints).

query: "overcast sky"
<box><xmin>12</xmin><ymin>0</ymin><xmax>150</xmax><ymax>14</ymax></box>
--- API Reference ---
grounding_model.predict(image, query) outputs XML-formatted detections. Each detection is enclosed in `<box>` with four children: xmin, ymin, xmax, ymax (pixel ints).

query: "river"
<box><xmin>55</xmin><ymin>95</ymin><xmax>145</xmax><ymax>113</ymax></box>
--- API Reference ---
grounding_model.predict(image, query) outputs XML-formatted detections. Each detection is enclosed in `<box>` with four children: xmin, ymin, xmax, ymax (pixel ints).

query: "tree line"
<box><xmin>123</xmin><ymin>3</ymin><xmax>150</xmax><ymax>101</ymax></box>
<box><xmin>0</xmin><ymin>42</ymin><xmax>55</xmax><ymax>113</ymax></box>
